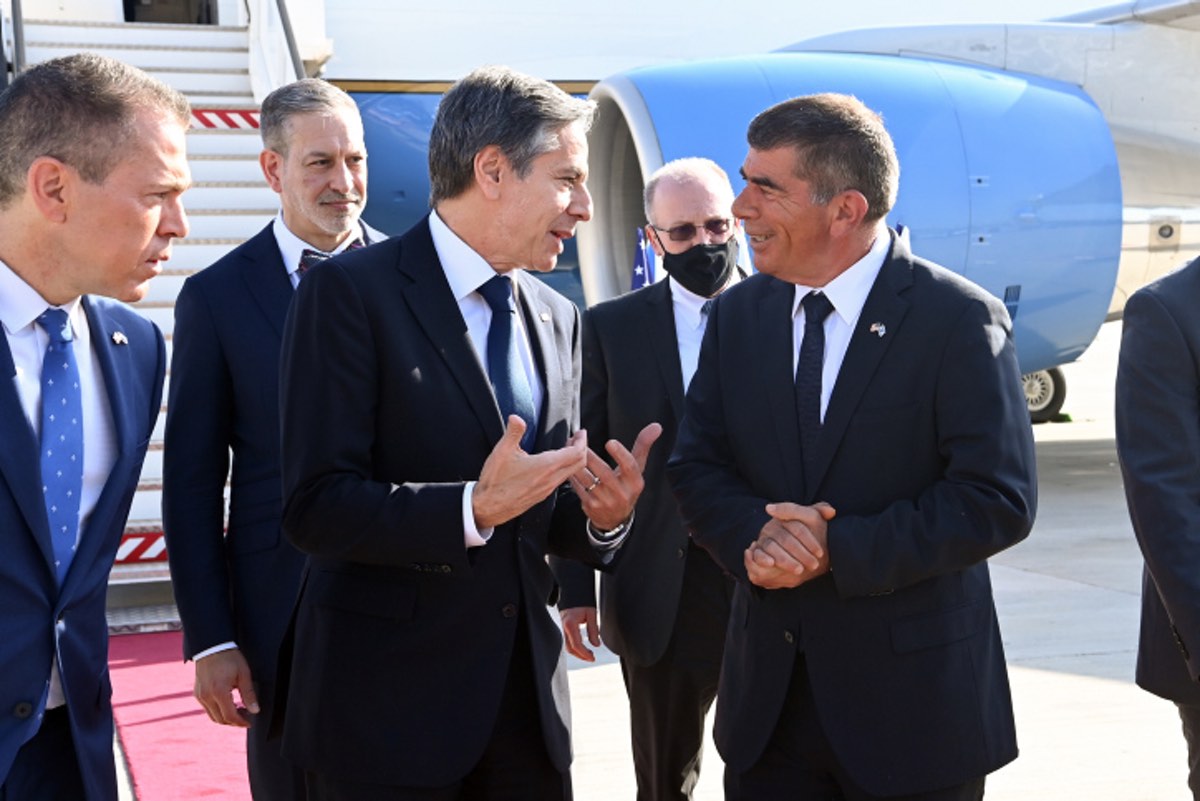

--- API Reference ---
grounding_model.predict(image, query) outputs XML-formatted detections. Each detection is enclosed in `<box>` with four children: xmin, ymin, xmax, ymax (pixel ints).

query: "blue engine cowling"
<box><xmin>579</xmin><ymin>51</ymin><xmax>1122</xmax><ymax>373</ymax></box>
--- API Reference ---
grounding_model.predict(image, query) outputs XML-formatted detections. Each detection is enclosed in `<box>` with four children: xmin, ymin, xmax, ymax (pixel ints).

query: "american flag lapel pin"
<box><xmin>869</xmin><ymin>322</ymin><xmax>886</xmax><ymax>338</ymax></box>
<box><xmin>111</xmin><ymin>331</ymin><xmax>128</xmax><ymax>345</ymax></box>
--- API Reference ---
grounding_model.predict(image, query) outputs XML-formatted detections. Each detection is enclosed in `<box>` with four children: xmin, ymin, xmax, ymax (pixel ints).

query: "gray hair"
<box><xmin>428</xmin><ymin>65</ymin><xmax>596</xmax><ymax>205</ymax></box>
<box><xmin>643</xmin><ymin>157</ymin><xmax>733</xmax><ymax>224</ymax></box>
<box><xmin>747</xmin><ymin>93</ymin><xmax>899</xmax><ymax>223</ymax></box>
<box><xmin>260</xmin><ymin>78</ymin><xmax>362</xmax><ymax>155</ymax></box>
<box><xmin>0</xmin><ymin>53</ymin><xmax>190</xmax><ymax>207</ymax></box>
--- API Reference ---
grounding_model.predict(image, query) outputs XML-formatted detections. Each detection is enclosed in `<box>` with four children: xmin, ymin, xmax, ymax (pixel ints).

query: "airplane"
<box><xmin>329</xmin><ymin>0</ymin><xmax>1200</xmax><ymax>422</ymax></box>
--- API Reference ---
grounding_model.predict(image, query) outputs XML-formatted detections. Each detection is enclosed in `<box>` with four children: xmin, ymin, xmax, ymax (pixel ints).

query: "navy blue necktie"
<box><xmin>36</xmin><ymin>308</ymin><xmax>83</xmax><ymax>585</ymax></box>
<box><xmin>478</xmin><ymin>275</ymin><xmax>538</xmax><ymax>451</ymax></box>
<box><xmin>795</xmin><ymin>291</ymin><xmax>834</xmax><ymax>491</ymax></box>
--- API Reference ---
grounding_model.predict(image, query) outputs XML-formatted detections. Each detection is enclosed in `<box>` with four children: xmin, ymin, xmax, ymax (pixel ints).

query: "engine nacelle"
<box><xmin>580</xmin><ymin>51</ymin><xmax>1122</xmax><ymax>373</ymax></box>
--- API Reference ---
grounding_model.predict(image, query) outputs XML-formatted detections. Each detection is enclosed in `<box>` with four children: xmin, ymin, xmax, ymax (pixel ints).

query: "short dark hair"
<box><xmin>260</xmin><ymin>78</ymin><xmax>361</xmax><ymax>155</ymax></box>
<box><xmin>428</xmin><ymin>65</ymin><xmax>596</xmax><ymax>205</ymax></box>
<box><xmin>747</xmin><ymin>93</ymin><xmax>899</xmax><ymax>223</ymax></box>
<box><xmin>0</xmin><ymin>53</ymin><xmax>190</xmax><ymax>207</ymax></box>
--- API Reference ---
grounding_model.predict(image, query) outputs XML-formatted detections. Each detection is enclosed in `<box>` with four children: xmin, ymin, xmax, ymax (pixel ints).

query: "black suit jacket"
<box><xmin>162</xmin><ymin>221</ymin><xmax>383</xmax><ymax>684</ymax></box>
<box><xmin>0</xmin><ymin>299</ymin><xmax>164</xmax><ymax>801</ymax></box>
<box><xmin>275</xmin><ymin>216</ymin><xmax>615</xmax><ymax>787</ymax></box>
<box><xmin>551</xmin><ymin>278</ymin><xmax>691</xmax><ymax>665</ymax></box>
<box><xmin>668</xmin><ymin>232</ymin><xmax>1037</xmax><ymax>796</ymax></box>
<box><xmin>1117</xmin><ymin>256</ymin><xmax>1200</xmax><ymax>705</ymax></box>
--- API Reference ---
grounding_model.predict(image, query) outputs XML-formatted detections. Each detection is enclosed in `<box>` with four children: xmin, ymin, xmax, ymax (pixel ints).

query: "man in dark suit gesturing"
<box><xmin>163</xmin><ymin>78</ymin><xmax>382</xmax><ymax>800</ymax></box>
<box><xmin>276</xmin><ymin>66</ymin><xmax>660</xmax><ymax>800</ymax></box>
<box><xmin>1116</xmin><ymin>256</ymin><xmax>1200</xmax><ymax>800</ymax></box>
<box><xmin>0</xmin><ymin>54</ymin><xmax>189</xmax><ymax>800</ymax></box>
<box><xmin>552</xmin><ymin>157</ymin><xmax>740</xmax><ymax>801</ymax></box>
<box><xmin>668</xmin><ymin>94</ymin><xmax>1037</xmax><ymax>800</ymax></box>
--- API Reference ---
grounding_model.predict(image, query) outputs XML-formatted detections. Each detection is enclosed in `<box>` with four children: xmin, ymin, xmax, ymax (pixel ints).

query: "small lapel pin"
<box><xmin>111</xmin><ymin>331</ymin><xmax>128</xmax><ymax>345</ymax></box>
<box><xmin>869</xmin><ymin>322</ymin><xmax>886</xmax><ymax>338</ymax></box>
<box><xmin>539</xmin><ymin>311</ymin><xmax>551</xmax><ymax>323</ymax></box>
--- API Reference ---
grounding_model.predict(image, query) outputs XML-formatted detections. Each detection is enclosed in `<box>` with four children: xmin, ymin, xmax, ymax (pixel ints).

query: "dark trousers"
<box><xmin>304</xmin><ymin>618</ymin><xmax>569</xmax><ymax>801</ymax></box>
<box><xmin>0</xmin><ymin>707</ymin><xmax>86</xmax><ymax>801</ymax></box>
<box><xmin>248</xmin><ymin>682</ymin><xmax>306</xmax><ymax>800</ymax></box>
<box><xmin>621</xmin><ymin>541</ymin><xmax>733</xmax><ymax>801</ymax></box>
<box><xmin>729</xmin><ymin>658</ymin><xmax>985</xmax><ymax>801</ymax></box>
<box><xmin>1177</xmin><ymin>701</ymin><xmax>1200</xmax><ymax>800</ymax></box>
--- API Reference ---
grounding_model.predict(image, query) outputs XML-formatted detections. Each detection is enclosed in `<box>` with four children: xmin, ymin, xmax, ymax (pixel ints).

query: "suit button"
<box><xmin>783</xmin><ymin>631</ymin><xmax>795</xmax><ymax>645</ymax></box>
<box><xmin>13</xmin><ymin>702</ymin><xmax>33</xmax><ymax>719</ymax></box>
<box><xmin>677</xmin><ymin>547</ymin><xmax>685</xmax><ymax>559</ymax></box>
<box><xmin>501</xmin><ymin>603</ymin><xmax>518</xmax><ymax>618</ymax></box>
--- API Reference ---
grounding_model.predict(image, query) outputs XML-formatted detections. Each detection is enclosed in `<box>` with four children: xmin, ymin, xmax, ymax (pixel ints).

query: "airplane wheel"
<box><xmin>1024</xmin><ymin>367</ymin><xmax>1066</xmax><ymax>423</ymax></box>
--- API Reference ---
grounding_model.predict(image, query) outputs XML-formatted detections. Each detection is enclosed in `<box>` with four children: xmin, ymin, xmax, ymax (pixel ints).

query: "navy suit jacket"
<box><xmin>274</xmin><ymin>216</ymin><xmax>616</xmax><ymax>787</ymax></box>
<box><xmin>0</xmin><ymin>298</ymin><xmax>165</xmax><ymax>801</ymax></box>
<box><xmin>552</xmin><ymin>278</ymin><xmax>692</xmax><ymax>665</ymax></box>
<box><xmin>668</xmin><ymin>232</ymin><xmax>1037</xmax><ymax>796</ymax></box>
<box><xmin>1116</xmin><ymin>257</ymin><xmax>1200</xmax><ymax>706</ymax></box>
<box><xmin>162</xmin><ymin>221</ymin><xmax>383</xmax><ymax>688</ymax></box>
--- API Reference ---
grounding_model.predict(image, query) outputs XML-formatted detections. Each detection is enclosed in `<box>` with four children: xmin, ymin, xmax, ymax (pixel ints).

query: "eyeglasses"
<box><xmin>651</xmin><ymin>218</ymin><xmax>733</xmax><ymax>243</ymax></box>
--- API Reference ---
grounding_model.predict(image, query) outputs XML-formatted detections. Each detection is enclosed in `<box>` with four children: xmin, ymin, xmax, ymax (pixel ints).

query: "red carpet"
<box><xmin>109</xmin><ymin>631</ymin><xmax>250</xmax><ymax>800</ymax></box>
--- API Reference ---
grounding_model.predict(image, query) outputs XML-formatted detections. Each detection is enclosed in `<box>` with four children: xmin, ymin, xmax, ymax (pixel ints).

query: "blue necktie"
<box><xmin>478</xmin><ymin>275</ymin><xmax>538</xmax><ymax>451</ymax></box>
<box><xmin>36</xmin><ymin>308</ymin><xmax>83</xmax><ymax>585</ymax></box>
<box><xmin>795</xmin><ymin>291</ymin><xmax>834</xmax><ymax>493</ymax></box>
<box><xmin>297</xmin><ymin>239</ymin><xmax>365</xmax><ymax>278</ymax></box>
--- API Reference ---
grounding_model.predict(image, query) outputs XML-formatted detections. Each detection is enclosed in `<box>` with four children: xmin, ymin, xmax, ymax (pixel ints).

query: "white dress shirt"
<box><xmin>0</xmin><ymin>259</ymin><xmax>116</xmax><ymax>708</ymax></box>
<box><xmin>669</xmin><ymin>275</ymin><xmax>740</xmax><ymax>392</ymax></box>
<box><xmin>791</xmin><ymin>229</ymin><xmax>890</xmax><ymax>422</ymax></box>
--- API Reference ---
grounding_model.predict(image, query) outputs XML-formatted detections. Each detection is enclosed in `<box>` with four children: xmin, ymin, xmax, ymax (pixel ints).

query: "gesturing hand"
<box><xmin>570</xmin><ymin>422</ymin><xmax>663</xmax><ymax>531</ymax></box>
<box><xmin>472</xmin><ymin>416</ymin><xmax>589</xmax><ymax>530</ymax></box>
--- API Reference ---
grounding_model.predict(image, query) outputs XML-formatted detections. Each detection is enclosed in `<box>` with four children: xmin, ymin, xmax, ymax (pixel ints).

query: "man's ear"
<box><xmin>829</xmin><ymin>190</ymin><xmax>870</xmax><ymax>238</ymax></box>
<box><xmin>26</xmin><ymin>156</ymin><xmax>71</xmax><ymax>223</ymax></box>
<box><xmin>645</xmin><ymin>224</ymin><xmax>667</xmax><ymax>257</ymax></box>
<box><xmin>474</xmin><ymin>145</ymin><xmax>506</xmax><ymax>200</ymax></box>
<box><xmin>260</xmin><ymin>150</ymin><xmax>285</xmax><ymax>193</ymax></box>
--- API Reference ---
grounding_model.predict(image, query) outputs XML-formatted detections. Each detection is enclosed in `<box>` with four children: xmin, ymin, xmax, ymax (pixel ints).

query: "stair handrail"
<box><xmin>247</xmin><ymin>0</ymin><xmax>306</xmax><ymax>103</ymax></box>
<box><xmin>6</xmin><ymin>0</ymin><xmax>26</xmax><ymax>82</ymax></box>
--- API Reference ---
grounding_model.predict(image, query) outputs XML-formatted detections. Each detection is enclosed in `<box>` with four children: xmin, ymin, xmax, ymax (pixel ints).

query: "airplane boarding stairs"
<box><xmin>22</xmin><ymin>19</ymin><xmax>279</xmax><ymax>632</ymax></box>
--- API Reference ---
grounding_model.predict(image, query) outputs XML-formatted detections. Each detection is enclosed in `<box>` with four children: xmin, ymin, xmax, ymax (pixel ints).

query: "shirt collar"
<box><xmin>273</xmin><ymin>214</ymin><xmax>365</xmax><ymax>279</ymax></box>
<box><xmin>669</xmin><ymin>272</ymin><xmax>741</xmax><ymax>328</ymax></box>
<box><xmin>428</xmin><ymin>209</ymin><xmax>513</xmax><ymax>303</ymax></box>
<box><xmin>0</xmin><ymin>258</ymin><xmax>84</xmax><ymax>336</ymax></box>
<box><xmin>791</xmin><ymin>226</ymin><xmax>890</xmax><ymax>327</ymax></box>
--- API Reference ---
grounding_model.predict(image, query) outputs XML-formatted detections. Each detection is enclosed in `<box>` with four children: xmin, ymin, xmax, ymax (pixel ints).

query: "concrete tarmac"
<box><xmin>568</xmin><ymin>320</ymin><xmax>1193</xmax><ymax>801</ymax></box>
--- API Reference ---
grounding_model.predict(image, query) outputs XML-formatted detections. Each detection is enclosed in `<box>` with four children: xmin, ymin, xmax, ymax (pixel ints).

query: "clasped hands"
<box><xmin>745</xmin><ymin>501</ymin><xmax>837</xmax><ymax>589</ymax></box>
<box><xmin>472</xmin><ymin>415</ymin><xmax>662</xmax><ymax>531</ymax></box>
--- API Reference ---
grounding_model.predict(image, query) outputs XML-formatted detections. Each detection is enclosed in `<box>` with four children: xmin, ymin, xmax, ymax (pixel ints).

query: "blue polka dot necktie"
<box><xmin>36</xmin><ymin>308</ymin><xmax>83</xmax><ymax>585</ymax></box>
<box><xmin>478</xmin><ymin>275</ymin><xmax>538</xmax><ymax>451</ymax></box>
<box><xmin>795</xmin><ymin>291</ymin><xmax>834</xmax><ymax>493</ymax></box>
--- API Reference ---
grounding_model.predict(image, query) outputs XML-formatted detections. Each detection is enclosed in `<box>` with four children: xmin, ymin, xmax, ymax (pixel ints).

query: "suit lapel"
<box><xmin>810</xmin><ymin>234</ymin><xmax>912</xmax><ymax>494</ymax></box>
<box><xmin>240</xmin><ymin>225</ymin><xmax>295</xmax><ymax>339</ymax></box>
<box><xmin>399</xmin><ymin>221</ymin><xmax>505</xmax><ymax>443</ymax></box>
<box><xmin>759</xmin><ymin>278</ymin><xmax>805</xmax><ymax>501</ymax></box>
<box><xmin>643</xmin><ymin>281</ymin><xmax>685</xmax><ymax>421</ymax></box>
<box><xmin>0</xmin><ymin>334</ymin><xmax>54</xmax><ymax>570</ymax></box>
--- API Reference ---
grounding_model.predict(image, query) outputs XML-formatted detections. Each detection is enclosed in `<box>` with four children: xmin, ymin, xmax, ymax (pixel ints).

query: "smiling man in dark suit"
<box><xmin>0</xmin><ymin>54</ymin><xmax>189</xmax><ymax>801</ymax></box>
<box><xmin>552</xmin><ymin>157</ymin><xmax>740</xmax><ymax>801</ymax></box>
<box><xmin>668</xmin><ymin>93</ymin><xmax>1037</xmax><ymax>800</ymax></box>
<box><xmin>275</xmin><ymin>66</ymin><xmax>660</xmax><ymax>801</ymax></box>
<box><xmin>162</xmin><ymin>78</ymin><xmax>383</xmax><ymax>800</ymax></box>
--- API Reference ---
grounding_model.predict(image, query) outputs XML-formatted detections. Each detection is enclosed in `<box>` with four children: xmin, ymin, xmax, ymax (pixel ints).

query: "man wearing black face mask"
<box><xmin>551</xmin><ymin>158</ymin><xmax>742</xmax><ymax>801</ymax></box>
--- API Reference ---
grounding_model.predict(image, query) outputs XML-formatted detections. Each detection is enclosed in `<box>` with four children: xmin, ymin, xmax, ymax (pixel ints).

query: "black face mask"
<box><xmin>660</xmin><ymin>238</ymin><xmax>739</xmax><ymax>298</ymax></box>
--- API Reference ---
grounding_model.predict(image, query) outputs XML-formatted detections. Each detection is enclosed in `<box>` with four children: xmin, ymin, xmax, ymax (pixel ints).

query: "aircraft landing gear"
<box><xmin>1024</xmin><ymin>367</ymin><xmax>1067</xmax><ymax>423</ymax></box>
